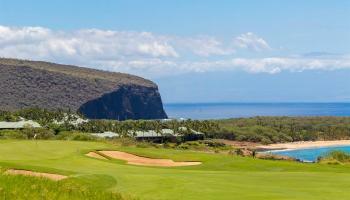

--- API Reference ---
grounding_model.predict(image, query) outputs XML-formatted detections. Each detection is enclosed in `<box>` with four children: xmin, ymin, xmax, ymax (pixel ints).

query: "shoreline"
<box><xmin>257</xmin><ymin>140</ymin><xmax>350</xmax><ymax>152</ymax></box>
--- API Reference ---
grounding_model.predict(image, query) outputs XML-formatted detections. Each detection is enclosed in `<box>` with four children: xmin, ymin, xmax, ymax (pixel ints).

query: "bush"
<box><xmin>0</xmin><ymin>130</ymin><xmax>27</xmax><ymax>139</ymax></box>
<box><xmin>136</xmin><ymin>142</ymin><xmax>154</xmax><ymax>148</ymax></box>
<box><xmin>0</xmin><ymin>111</ymin><xmax>20</xmax><ymax>122</ymax></box>
<box><xmin>260</xmin><ymin>138</ymin><xmax>272</xmax><ymax>145</ymax></box>
<box><xmin>201</xmin><ymin>140</ymin><xmax>226</xmax><ymax>148</ymax></box>
<box><xmin>256</xmin><ymin>153</ymin><xmax>296</xmax><ymax>161</ymax></box>
<box><xmin>22</xmin><ymin>127</ymin><xmax>55</xmax><ymax>139</ymax></box>
<box><xmin>176</xmin><ymin>141</ymin><xmax>206</xmax><ymax>150</ymax></box>
<box><xmin>234</xmin><ymin>148</ymin><xmax>244</xmax><ymax>156</ymax></box>
<box><xmin>108</xmin><ymin>138</ymin><xmax>137</xmax><ymax>147</ymax></box>
<box><xmin>0</xmin><ymin>128</ymin><xmax>54</xmax><ymax>139</ymax></box>
<box><xmin>176</xmin><ymin>143</ymin><xmax>190</xmax><ymax>150</ymax></box>
<box><xmin>216</xmin><ymin>117</ymin><xmax>350</xmax><ymax>144</ymax></box>
<box><xmin>163</xmin><ymin>143</ymin><xmax>177</xmax><ymax>148</ymax></box>
<box><xmin>56</xmin><ymin>131</ymin><xmax>97</xmax><ymax>141</ymax></box>
<box><xmin>318</xmin><ymin>151</ymin><xmax>350</xmax><ymax>164</ymax></box>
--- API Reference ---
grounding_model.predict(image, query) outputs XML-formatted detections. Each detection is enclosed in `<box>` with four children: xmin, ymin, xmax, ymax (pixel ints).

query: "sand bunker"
<box><xmin>86</xmin><ymin>152</ymin><xmax>108</xmax><ymax>160</ymax></box>
<box><xmin>97</xmin><ymin>151</ymin><xmax>201</xmax><ymax>167</ymax></box>
<box><xmin>5</xmin><ymin>169</ymin><xmax>67</xmax><ymax>181</ymax></box>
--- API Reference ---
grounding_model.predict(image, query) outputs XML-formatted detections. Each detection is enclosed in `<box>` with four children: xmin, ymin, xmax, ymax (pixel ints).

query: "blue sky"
<box><xmin>0</xmin><ymin>0</ymin><xmax>349</xmax><ymax>103</ymax></box>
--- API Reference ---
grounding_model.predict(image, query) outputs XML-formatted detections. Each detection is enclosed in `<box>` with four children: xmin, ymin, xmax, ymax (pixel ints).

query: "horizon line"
<box><xmin>164</xmin><ymin>102</ymin><xmax>350</xmax><ymax>105</ymax></box>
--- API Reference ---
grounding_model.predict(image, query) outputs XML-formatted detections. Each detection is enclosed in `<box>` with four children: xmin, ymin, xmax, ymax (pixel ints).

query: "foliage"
<box><xmin>214</xmin><ymin>116</ymin><xmax>350</xmax><ymax>144</ymax></box>
<box><xmin>174</xmin><ymin>140</ymin><xmax>230</xmax><ymax>151</ymax></box>
<box><xmin>0</xmin><ymin>130</ymin><xmax>27</xmax><ymax>139</ymax></box>
<box><xmin>0</xmin><ymin>110</ymin><xmax>20</xmax><ymax>122</ymax></box>
<box><xmin>0</xmin><ymin>128</ymin><xmax>54</xmax><ymax>139</ymax></box>
<box><xmin>77</xmin><ymin>119</ymin><xmax>218</xmax><ymax>136</ymax></box>
<box><xmin>4</xmin><ymin>108</ymin><xmax>350</xmax><ymax>144</ymax></box>
<box><xmin>256</xmin><ymin>153</ymin><xmax>296</xmax><ymax>161</ymax></box>
<box><xmin>318</xmin><ymin>151</ymin><xmax>350</xmax><ymax>164</ymax></box>
<box><xmin>0</xmin><ymin>108</ymin><xmax>216</xmax><ymax>138</ymax></box>
<box><xmin>55</xmin><ymin>131</ymin><xmax>98</xmax><ymax>141</ymax></box>
<box><xmin>22</xmin><ymin>127</ymin><xmax>55</xmax><ymax>139</ymax></box>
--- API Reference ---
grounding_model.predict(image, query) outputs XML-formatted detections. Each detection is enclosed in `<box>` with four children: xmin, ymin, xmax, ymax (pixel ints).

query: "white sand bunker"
<box><xmin>96</xmin><ymin>151</ymin><xmax>201</xmax><ymax>167</ymax></box>
<box><xmin>5</xmin><ymin>169</ymin><xmax>67</xmax><ymax>181</ymax></box>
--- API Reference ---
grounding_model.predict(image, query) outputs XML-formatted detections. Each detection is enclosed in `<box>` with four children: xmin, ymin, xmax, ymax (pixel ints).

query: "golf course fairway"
<box><xmin>1</xmin><ymin>140</ymin><xmax>350</xmax><ymax>200</ymax></box>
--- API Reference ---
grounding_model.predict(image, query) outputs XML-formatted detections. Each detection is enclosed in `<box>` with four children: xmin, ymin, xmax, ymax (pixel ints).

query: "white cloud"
<box><xmin>174</xmin><ymin>36</ymin><xmax>235</xmax><ymax>57</ymax></box>
<box><xmin>0</xmin><ymin>26</ymin><xmax>51</xmax><ymax>46</ymax></box>
<box><xmin>177</xmin><ymin>57</ymin><xmax>350</xmax><ymax>74</ymax></box>
<box><xmin>234</xmin><ymin>32</ymin><xmax>271</xmax><ymax>51</ymax></box>
<box><xmin>0</xmin><ymin>25</ymin><xmax>350</xmax><ymax>77</ymax></box>
<box><xmin>88</xmin><ymin>56</ymin><xmax>350</xmax><ymax>77</ymax></box>
<box><xmin>0</xmin><ymin>26</ymin><xmax>178</xmax><ymax>62</ymax></box>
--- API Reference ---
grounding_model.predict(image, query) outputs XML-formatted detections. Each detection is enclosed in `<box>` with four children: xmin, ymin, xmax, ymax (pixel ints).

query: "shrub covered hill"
<box><xmin>0</xmin><ymin>58</ymin><xmax>167</xmax><ymax>120</ymax></box>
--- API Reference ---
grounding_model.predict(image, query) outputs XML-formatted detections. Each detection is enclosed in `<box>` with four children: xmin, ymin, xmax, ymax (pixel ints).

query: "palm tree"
<box><xmin>153</xmin><ymin>120</ymin><xmax>163</xmax><ymax>143</ymax></box>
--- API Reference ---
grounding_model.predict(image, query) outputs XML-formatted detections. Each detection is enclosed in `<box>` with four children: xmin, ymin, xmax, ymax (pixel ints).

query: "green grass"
<box><xmin>0</xmin><ymin>175</ymin><xmax>124</xmax><ymax>200</ymax></box>
<box><xmin>1</xmin><ymin>140</ymin><xmax>350</xmax><ymax>200</ymax></box>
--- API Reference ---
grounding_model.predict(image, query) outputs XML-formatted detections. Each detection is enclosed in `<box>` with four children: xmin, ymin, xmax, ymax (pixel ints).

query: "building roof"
<box><xmin>91</xmin><ymin>127</ymin><xmax>203</xmax><ymax>138</ymax></box>
<box><xmin>0</xmin><ymin>120</ymin><xmax>41</xmax><ymax>129</ymax></box>
<box><xmin>133</xmin><ymin>127</ymin><xmax>203</xmax><ymax>138</ymax></box>
<box><xmin>91</xmin><ymin>131</ymin><xmax>119</xmax><ymax>138</ymax></box>
<box><xmin>53</xmin><ymin>114</ymin><xmax>89</xmax><ymax>126</ymax></box>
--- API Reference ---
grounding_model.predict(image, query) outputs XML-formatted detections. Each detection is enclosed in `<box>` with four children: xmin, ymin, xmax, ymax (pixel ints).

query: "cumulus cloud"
<box><xmin>89</xmin><ymin>56</ymin><xmax>350</xmax><ymax>77</ymax></box>
<box><xmin>0</xmin><ymin>26</ymin><xmax>178</xmax><ymax>61</ymax></box>
<box><xmin>234</xmin><ymin>32</ymin><xmax>271</xmax><ymax>51</ymax></box>
<box><xmin>174</xmin><ymin>36</ymin><xmax>235</xmax><ymax>57</ymax></box>
<box><xmin>0</xmin><ymin>25</ymin><xmax>349</xmax><ymax>77</ymax></box>
<box><xmin>175</xmin><ymin>56</ymin><xmax>350</xmax><ymax>74</ymax></box>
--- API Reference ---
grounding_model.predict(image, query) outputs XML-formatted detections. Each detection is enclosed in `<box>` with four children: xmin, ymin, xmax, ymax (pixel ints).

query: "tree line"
<box><xmin>214</xmin><ymin>117</ymin><xmax>350</xmax><ymax>144</ymax></box>
<box><xmin>2</xmin><ymin>108</ymin><xmax>350</xmax><ymax>144</ymax></box>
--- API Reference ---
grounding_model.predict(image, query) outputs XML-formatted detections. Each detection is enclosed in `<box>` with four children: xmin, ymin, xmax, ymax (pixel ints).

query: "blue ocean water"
<box><xmin>164</xmin><ymin>103</ymin><xmax>350</xmax><ymax>120</ymax></box>
<box><xmin>271</xmin><ymin>146</ymin><xmax>350</xmax><ymax>162</ymax></box>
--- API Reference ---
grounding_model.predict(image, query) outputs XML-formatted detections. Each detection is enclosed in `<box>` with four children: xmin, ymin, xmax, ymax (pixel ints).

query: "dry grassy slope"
<box><xmin>0</xmin><ymin>58</ymin><xmax>167</xmax><ymax>120</ymax></box>
<box><xmin>0</xmin><ymin>58</ymin><xmax>156</xmax><ymax>87</ymax></box>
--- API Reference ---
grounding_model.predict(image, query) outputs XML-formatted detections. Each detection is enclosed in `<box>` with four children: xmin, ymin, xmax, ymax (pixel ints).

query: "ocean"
<box><xmin>270</xmin><ymin>146</ymin><xmax>350</xmax><ymax>162</ymax></box>
<box><xmin>164</xmin><ymin>103</ymin><xmax>350</xmax><ymax>120</ymax></box>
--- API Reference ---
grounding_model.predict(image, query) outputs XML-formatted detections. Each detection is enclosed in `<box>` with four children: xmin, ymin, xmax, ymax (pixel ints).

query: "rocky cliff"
<box><xmin>0</xmin><ymin>58</ymin><xmax>167</xmax><ymax>120</ymax></box>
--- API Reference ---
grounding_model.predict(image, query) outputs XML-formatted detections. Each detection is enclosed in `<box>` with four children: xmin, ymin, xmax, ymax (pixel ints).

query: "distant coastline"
<box><xmin>164</xmin><ymin>102</ymin><xmax>350</xmax><ymax>120</ymax></box>
<box><xmin>258</xmin><ymin>140</ymin><xmax>350</xmax><ymax>152</ymax></box>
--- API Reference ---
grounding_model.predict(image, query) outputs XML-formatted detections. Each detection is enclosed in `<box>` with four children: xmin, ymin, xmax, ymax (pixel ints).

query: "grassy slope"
<box><xmin>0</xmin><ymin>175</ymin><xmax>124</xmax><ymax>200</ymax></box>
<box><xmin>0</xmin><ymin>58</ymin><xmax>155</xmax><ymax>87</ymax></box>
<box><xmin>1</xmin><ymin>140</ymin><xmax>350</xmax><ymax>200</ymax></box>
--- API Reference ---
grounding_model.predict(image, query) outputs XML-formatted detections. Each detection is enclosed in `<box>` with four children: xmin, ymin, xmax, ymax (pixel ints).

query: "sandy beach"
<box><xmin>258</xmin><ymin>140</ymin><xmax>350</xmax><ymax>151</ymax></box>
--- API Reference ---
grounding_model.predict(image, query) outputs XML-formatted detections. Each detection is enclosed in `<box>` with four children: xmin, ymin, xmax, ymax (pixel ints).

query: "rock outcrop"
<box><xmin>0</xmin><ymin>58</ymin><xmax>167</xmax><ymax>120</ymax></box>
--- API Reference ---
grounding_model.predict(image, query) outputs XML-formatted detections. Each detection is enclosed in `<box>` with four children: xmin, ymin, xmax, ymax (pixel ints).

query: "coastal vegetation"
<box><xmin>2</xmin><ymin>108</ymin><xmax>350</xmax><ymax>144</ymax></box>
<box><xmin>214</xmin><ymin>117</ymin><xmax>350</xmax><ymax>144</ymax></box>
<box><xmin>318</xmin><ymin>151</ymin><xmax>350</xmax><ymax>165</ymax></box>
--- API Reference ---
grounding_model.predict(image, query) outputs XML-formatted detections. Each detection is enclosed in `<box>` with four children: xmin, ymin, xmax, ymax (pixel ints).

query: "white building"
<box><xmin>91</xmin><ymin>131</ymin><xmax>119</xmax><ymax>138</ymax></box>
<box><xmin>0</xmin><ymin>120</ymin><xmax>41</xmax><ymax>129</ymax></box>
